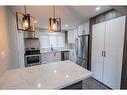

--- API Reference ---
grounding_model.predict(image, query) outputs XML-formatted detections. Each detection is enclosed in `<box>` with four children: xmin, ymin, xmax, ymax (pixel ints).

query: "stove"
<box><xmin>24</xmin><ymin>48</ymin><xmax>41</xmax><ymax>67</ymax></box>
<box><xmin>25</xmin><ymin>50</ymin><xmax>40</xmax><ymax>55</ymax></box>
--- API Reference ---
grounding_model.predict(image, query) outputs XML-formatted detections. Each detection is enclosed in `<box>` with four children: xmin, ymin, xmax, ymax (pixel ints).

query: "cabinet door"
<box><xmin>77</xmin><ymin>25</ymin><xmax>86</xmax><ymax>36</ymax></box>
<box><xmin>47</xmin><ymin>53</ymin><xmax>54</xmax><ymax>63</ymax></box>
<box><xmin>103</xmin><ymin>16</ymin><xmax>126</xmax><ymax>89</ymax></box>
<box><xmin>41</xmin><ymin>53</ymin><xmax>48</xmax><ymax>64</ymax></box>
<box><xmin>68</xmin><ymin>30</ymin><xmax>74</xmax><ymax>43</ymax></box>
<box><xmin>54</xmin><ymin>52</ymin><xmax>61</xmax><ymax>62</ymax></box>
<box><xmin>91</xmin><ymin>22</ymin><xmax>105</xmax><ymax>82</ymax></box>
<box><xmin>69</xmin><ymin>51</ymin><xmax>76</xmax><ymax>62</ymax></box>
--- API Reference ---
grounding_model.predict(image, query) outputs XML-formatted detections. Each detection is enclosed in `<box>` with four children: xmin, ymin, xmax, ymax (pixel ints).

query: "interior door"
<box><xmin>103</xmin><ymin>16</ymin><xmax>126</xmax><ymax>89</ymax></box>
<box><xmin>91</xmin><ymin>22</ymin><xmax>105</xmax><ymax>82</ymax></box>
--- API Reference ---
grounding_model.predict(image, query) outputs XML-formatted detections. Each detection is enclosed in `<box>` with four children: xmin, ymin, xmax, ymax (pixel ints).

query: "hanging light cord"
<box><xmin>24</xmin><ymin>5</ymin><xmax>27</xmax><ymax>14</ymax></box>
<box><xmin>53</xmin><ymin>6</ymin><xmax>55</xmax><ymax>19</ymax></box>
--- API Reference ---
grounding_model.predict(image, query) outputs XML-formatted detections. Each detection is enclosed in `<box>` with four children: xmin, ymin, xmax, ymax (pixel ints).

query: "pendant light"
<box><xmin>16</xmin><ymin>6</ymin><xmax>35</xmax><ymax>32</ymax></box>
<box><xmin>48</xmin><ymin>6</ymin><xmax>61</xmax><ymax>32</ymax></box>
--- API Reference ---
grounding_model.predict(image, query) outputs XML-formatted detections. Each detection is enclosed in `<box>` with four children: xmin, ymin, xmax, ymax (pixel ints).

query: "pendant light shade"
<box><xmin>48</xmin><ymin>6</ymin><xmax>61</xmax><ymax>32</ymax></box>
<box><xmin>16</xmin><ymin>6</ymin><xmax>35</xmax><ymax>32</ymax></box>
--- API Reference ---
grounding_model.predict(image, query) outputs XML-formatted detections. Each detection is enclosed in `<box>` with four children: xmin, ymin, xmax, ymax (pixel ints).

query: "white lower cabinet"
<box><xmin>54</xmin><ymin>52</ymin><xmax>61</xmax><ymax>62</ymax></box>
<box><xmin>69</xmin><ymin>51</ymin><xmax>76</xmax><ymax>63</ymax></box>
<box><xmin>91</xmin><ymin>16</ymin><xmax>126</xmax><ymax>89</ymax></box>
<box><xmin>41</xmin><ymin>53</ymin><xmax>49</xmax><ymax>64</ymax></box>
<box><xmin>41</xmin><ymin>52</ymin><xmax>61</xmax><ymax>64</ymax></box>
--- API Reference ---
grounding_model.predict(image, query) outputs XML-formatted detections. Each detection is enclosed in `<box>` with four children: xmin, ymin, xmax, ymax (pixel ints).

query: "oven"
<box><xmin>25</xmin><ymin>54</ymin><xmax>41</xmax><ymax>67</ymax></box>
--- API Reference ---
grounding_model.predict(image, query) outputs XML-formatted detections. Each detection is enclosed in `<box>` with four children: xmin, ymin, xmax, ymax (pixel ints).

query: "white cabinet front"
<box><xmin>41</xmin><ymin>52</ymin><xmax>61</xmax><ymax>64</ymax></box>
<box><xmin>69</xmin><ymin>51</ymin><xmax>76</xmax><ymax>63</ymax></box>
<box><xmin>91</xmin><ymin>21</ymin><xmax>105</xmax><ymax>83</ymax></box>
<box><xmin>68</xmin><ymin>30</ymin><xmax>75</xmax><ymax>43</ymax></box>
<box><xmin>54</xmin><ymin>52</ymin><xmax>61</xmax><ymax>62</ymax></box>
<box><xmin>91</xmin><ymin>16</ymin><xmax>126</xmax><ymax>89</ymax></box>
<box><xmin>103</xmin><ymin>16</ymin><xmax>126</xmax><ymax>89</ymax></box>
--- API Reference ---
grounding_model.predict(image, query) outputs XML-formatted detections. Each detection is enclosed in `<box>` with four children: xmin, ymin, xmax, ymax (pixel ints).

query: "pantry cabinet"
<box><xmin>91</xmin><ymin>16</ymin><xmax>126</xmax><ymax>89</ymax></box>
<box><xmin>91</xmin><ymin>21</ymin><xmax>105</xmax><ymax>83</ymax></box>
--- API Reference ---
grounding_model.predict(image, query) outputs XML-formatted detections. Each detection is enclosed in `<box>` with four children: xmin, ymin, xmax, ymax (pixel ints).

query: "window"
<box><xmin>39</xmin><ymin>35</ymin><xmax>50</xmax><ymax>48</ymax></box>
<box><xmin>56</xmin><ymin>35</ymin><xmax>65</xmax><ymax>47</ymax></box>
<box><xmin>49</xmin><ymin>35</ymin><xmax>57</xmax><ymax>47</ymax></box>
<box><xmin>39</xmin><ymin>34</ymin><xmax>65</xmax><ymax>49</ymax></box>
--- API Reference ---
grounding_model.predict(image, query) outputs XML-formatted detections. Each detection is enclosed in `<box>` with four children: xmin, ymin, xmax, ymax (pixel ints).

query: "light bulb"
<box><xmin>24</xmin><ymin>20</ymin><xmax>29</xmax><ymax>28</ymax></box>
<box><xmin>52</xmin><ymin>23</ymin><xmax>56</xmax><ymax>30</ymax></box>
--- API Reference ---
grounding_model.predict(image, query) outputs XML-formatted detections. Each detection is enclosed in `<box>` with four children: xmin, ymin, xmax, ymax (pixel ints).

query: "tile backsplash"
<box><xmin>24</xmin><ymin>39</ymin><xmax>40</xmax><ymax>49</ymax></box>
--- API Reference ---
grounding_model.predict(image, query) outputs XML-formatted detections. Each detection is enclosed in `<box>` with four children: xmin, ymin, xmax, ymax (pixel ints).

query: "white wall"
<box><xmin>0</xmin><ymin>7</ymin><xmax>19</xmax><ymax>76</ymax></box>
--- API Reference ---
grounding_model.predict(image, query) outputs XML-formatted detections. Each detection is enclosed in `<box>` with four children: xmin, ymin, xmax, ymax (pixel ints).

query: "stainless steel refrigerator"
<box><xmin>75</xmin><ymin>35</ymin><xmax>89</xmax><ymax>69</ymax></box>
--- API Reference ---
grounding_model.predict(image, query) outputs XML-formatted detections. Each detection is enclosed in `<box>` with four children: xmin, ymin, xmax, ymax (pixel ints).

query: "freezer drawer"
<box><xmin>76</xmin><ymin>58</ymin><xmax>87</xmax><ymax>69</ymax></box>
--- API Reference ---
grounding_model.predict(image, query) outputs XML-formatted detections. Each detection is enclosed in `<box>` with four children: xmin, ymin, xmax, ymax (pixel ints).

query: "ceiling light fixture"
<box><xmin>16</xmin><ymin>6</ymin><xmax>36</xmax><ymax>32</ymax></box>
<box><xmin>96</xmin><ymin>7</ymin><xmax>101</xmax><ymax>11</ymax></box>
<box><xmin>48</xmin><ymin>6</ymin><xmax>61</xmax><ymax>32</ymax></box>
<box><xmin>65</xmin><ymin>24</ymin><xmax>68</xmax><ymax>27</ymax></box>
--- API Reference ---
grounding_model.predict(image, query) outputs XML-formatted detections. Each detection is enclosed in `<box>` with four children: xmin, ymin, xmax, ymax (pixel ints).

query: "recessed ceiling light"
<box><xmin>65</xmin><ymin>24</ymin><xmax>68</xmax><ymax>27</ymax></box>
<box><xmin>96</xmin><ymin>7</ymin><xmax>101</xmax><ymax>11</ymax></box>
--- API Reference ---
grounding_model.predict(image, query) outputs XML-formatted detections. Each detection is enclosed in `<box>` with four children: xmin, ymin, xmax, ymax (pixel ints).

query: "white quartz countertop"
<box><xmin>40</xmin><ymin>48</ymin><xmax>74</xmax><ymax>53</ymax></box>
<box><xmin>0</xmin><ymin>61</ymin><xmax>93</xmax><ymax>89</ymax></box>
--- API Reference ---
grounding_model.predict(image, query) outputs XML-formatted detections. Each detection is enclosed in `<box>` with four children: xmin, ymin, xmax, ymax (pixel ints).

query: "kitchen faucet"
<box><xmin>51</xmin><ymin>45</ymin><xmax>53</xmax><ymax>51</ymax></box>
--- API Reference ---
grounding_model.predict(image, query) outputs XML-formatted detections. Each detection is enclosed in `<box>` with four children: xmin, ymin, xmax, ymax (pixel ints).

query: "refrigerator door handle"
<box><xmin>75</xmin><ymin>38</ymin><xmax>78</xmax><ymax>56</ymax></box>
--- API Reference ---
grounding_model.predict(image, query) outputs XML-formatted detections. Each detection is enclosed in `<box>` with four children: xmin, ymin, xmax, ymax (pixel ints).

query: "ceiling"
<box><xmin>9</xmin><ymin>6</ymin><xmax>111</xmax><ymax>30</ymax></box>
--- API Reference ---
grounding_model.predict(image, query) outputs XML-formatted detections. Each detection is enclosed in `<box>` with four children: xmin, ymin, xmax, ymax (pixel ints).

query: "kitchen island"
<box><xmin>0</xmin><ymin>60</ymin><xmax>93</xmax><ymax>89</ymax></box>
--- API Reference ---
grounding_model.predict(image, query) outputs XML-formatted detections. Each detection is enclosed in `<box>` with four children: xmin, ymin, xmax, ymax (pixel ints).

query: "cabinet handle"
<box><xmin>104</xmin><ymin>51</ymin><xmax>106</xmax><ymax>57</ymax></box>
<box><xmin>102</xmin><ymin>51</ymin><xmax>104</xmax><ymax>56</ymax></box>
<box><xmin>54</xmin><ymin>53</ymin><xmax>56</xmax><ymax>56</ymax></box>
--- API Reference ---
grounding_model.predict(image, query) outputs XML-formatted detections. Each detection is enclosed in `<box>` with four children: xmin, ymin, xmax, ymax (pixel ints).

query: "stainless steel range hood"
<box><xmin>24</xmin><ymin>32</ymin><xmax>36</xmax><ymax>38</ymax></box>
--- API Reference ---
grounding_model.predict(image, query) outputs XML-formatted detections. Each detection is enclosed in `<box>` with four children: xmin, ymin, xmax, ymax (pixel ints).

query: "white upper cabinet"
<box><xmin>77</xmin><ymin>22</ymin><xmax>89</xmax><ymax>36</ymax></box>
<box><xmin>68</xmin><ymin>29</ymin><xmax>75</xmax><ymax>43</ymax></box>
<box><xmin>77</xmin><ymin>26</ymin><xmax>86</xmax><ymax>36</ymax></box>
<box><xmin>67</xmin><ymin>21</ymin><xmax>89</xmax><ymax>44</ymax></box>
